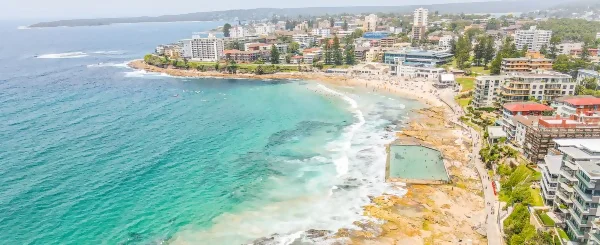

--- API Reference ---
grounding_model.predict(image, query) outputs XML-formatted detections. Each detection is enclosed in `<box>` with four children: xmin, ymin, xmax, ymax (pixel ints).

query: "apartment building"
<box><xmin>542</xmin><ymin>139</ymin><xmax>600</xmax><ymax>243</ymax></box>
<box><xmin>501</xmin><ymin>57</ymin><xmax>553</xmax><ymax>74</ymax></box>
<box><xmin>379</xmin><ymin>37</ymin><xmax>397</xmax><ymax>48</ymax></box>
<box><xmin>472</xmin><ymin>75</ymin><xmax>508</xmax><ymax>108</ymax></box>
<box><xmin>311</xmin><ymin>28</ymin><xmax>331</xmax><ymax>38</ymax></box>
<box><xmin>411</xmin><ymin>8</ymin><xmax>428</xmax><ymax>41</ymax></box>
<box><xmin>577</xmin><ymin>69</ymin><xmax>600</xmax><ymax>84</ymax></box>
<box><xmin>523</xmin><ymin>117</ymin><xmax>600</xmax><ymax>163</ymax></box>
<box><xmin>230</xmin><ymin>26</ymin><xmax>249</xmax><ymax>38</ymax></box>
<box><xmin>501</xmin><ymin>102</ymin><xmax>554</xmax><ymax>142</ymax></box>
<box><xmin>515</xmin><ymin>26</ymin><xmax>552</xmax><ymax>51</ymax></box>
<box><xmin>363</xmin><ymin>14</ymin><xmax>378</xmax><ymax>32</ymax></box>
<box><xmin>554</xmin><ymin>96</ymin><xmax>600</xmax><ymax>118</ymax></box>
<box><xmin>500</xmin><ymin>70</ymin><xmax>575</xmax><ymax>104</ymax></box>
<box><xmin>438</xmin><ymin>35</ymin><xmax>454</xmax><ymax>51</ymax></box>
<box><xmin>254</xmin><ymin>24</ymin><xmax>274</xmax><ymax>36</ymax></box>
<box><xmin>223</xmin><ymin>50</ymin><xmax>263</xmax><ymax>63</ymax></box>
<box><xmin>383</xmin><ymin>50</ymin><xmax>453</xmax><ymax>66</ymax></box>
<box><xmin>558</xmin><ymin>42</ymin><xmax>584</xmax><ymax>56</ymax></box>
<box><xmin>182</xmin><ymin>34</ymin><xmax>225</xmax><ymax>61</ymax></box>
<box><xmin>292</xmin><ymin>34</ymin><xmax>315</xmax><ymax>45</ymax></box>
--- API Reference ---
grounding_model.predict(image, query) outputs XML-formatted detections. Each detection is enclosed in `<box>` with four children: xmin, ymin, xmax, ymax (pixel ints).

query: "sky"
<box><xmin>3</xmin><ymin>0</ymin><xmax>488</xmax><ymax>20</ymax></box>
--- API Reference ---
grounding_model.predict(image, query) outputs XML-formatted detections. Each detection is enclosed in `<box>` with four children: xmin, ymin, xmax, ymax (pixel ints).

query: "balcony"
<box><xmin>560</xmin><ymin>170</ymin><xmax>577</xmax><ymax>182</ymax></box>
<box><xmin>556</xmin><ymin>190</ymin><xmax>573</xmax><ymax>203</ymax></box>
<box><xmin>592</xmin><ymin>232</ymin><xmax>600</xmax><ymax>244</ymax></box>
<box><xmin>566</xmin><ymin>219</ymin><xmax>585</xmax><ymax>239</ymax></box>
<box><xmin>574</xmin><ymin>185</ymin><xmax>592</xmax><ymax>202</ymax></box>
<box><xmin>576</xmin><ymin>171</ymin><xmax>595</xmax><ymax>189</ymax></box>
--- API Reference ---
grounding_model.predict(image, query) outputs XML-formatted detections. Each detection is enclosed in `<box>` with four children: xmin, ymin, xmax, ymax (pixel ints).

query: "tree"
<box><xmin>214</xmin><ymin>63</ymin><xmax>220</xmax><ymax>72</ymax></box>
<box><xmin>552</xmin><ymin>54</ymin><xmax>570</xmax><ymax>73</ymax></box>
<box><xmin>486</xmin><ymin>18</ymin><xmax>499</xmax><ymax>30</ymax></box>
<box><xmin>345</xmin><ymin>45</ymin><xmax>356</xmax><ymax>65</ymax></box>
<box><xmin>581</xmin><ymin>45</ymin><xmax>591</xmax><ymax>61</ymax></box>
<box><xmin>223</xmin><ymin>23</ymin><xmax>232</xmax><ymax>38</ymax></box>
<box><xmin>473</xmin><ymin>36</ymin><xmax>486</xmax><ymax>66</ymax></box>
<box><xmin>454</xmin><ymin>35</ymin><xmax>471</xmax><ymax>69</ymax></box>
<box><xmin>342</xmin><ymin>20</ymin><xmax>348</xmax><ymax>31</ymax></box>
<box><xmin>270</xmin><ymin>45</ymin><xmax>280</xmax><ymax>64</ymax></box>
<box><xmin>329</xmin><ymin>18</ymin><xmax>334</xmax><ymax>28</ymax></box>
<box><xmin>288</xmin><ymin>42</ymin><xmax>300</xmax><ymax>54</ymax></box>
<box><xmin>333</xmin><ymin>35</ymin><xmax>343</xmax><ymax>65</ymax></box>
<box><xmin>323</xmin><ymin>38</ymin><xmax>332</xmax><ymax>65</ymax></box>
<box><xmin>449</xmin><ymin>38</ymin><xmax>457</xmax><ymax>55</ymax></box>
<box><xmin>519</xmin><ymin>44</ymin><xmax>529</xmax><ymax>57</ymax></box>
<box><xmin>226</xmin><ymin>60</ymin><xmax>238</xmax><ymax>74</ymax></box>
<box><xmin>490</xmin><ymin>54</ymin><xmax>502</xmax><ymax>75</ymax></box>
<box><xmin>548</xmin><ymin>36</ymin><xmax>561</xmax><ymax>59</ymax></box>
<box><xmin>484</xmin><ymin>36</ymin><xmax>496</xmax><ymax>66</ymax></box>
<box><xmin>539</xmin><ymin>44</ymin><xmax>548</xmax><ymax>56</ymax></box>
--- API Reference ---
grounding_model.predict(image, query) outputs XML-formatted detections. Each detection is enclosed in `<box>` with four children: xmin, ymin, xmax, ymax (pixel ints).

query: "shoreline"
<box><xmin>127</xmin><ymin>60</ymin><xmax>444</xmax><ymax>108</ymax></box>
<box><xmin>128</xmin><ymin>60</ymin><xmax>486</xmax><ymax>244</ymax></box>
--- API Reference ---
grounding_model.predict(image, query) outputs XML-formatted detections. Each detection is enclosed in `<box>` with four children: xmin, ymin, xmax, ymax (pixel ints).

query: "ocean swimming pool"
<box><xmin>387</xmin><ymin>145</ymin><xmax>450</xmax><ymax>183</ymax></box>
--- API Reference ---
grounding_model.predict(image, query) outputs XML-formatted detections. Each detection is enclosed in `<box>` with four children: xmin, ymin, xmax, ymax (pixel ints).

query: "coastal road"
<box><xmin>438</xmin><ymin>91</ymin><xmax>502</xmax><ymax>245</ymax></box>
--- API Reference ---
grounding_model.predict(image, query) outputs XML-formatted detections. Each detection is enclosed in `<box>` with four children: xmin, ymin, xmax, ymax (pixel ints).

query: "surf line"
<box><xmin>316</xmin><ymin>84</ymin><xmax>366</xmax><ymax>177</ymax></box>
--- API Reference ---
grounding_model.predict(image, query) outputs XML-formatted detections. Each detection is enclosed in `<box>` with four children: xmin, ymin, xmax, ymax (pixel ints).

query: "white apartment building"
<box><xmin>411</xmin><ymin>8</ymin><xmax>429</xmax><ymax>41</ymax></box>
<box><xmin>413</xmin><ymin>8</ymin><xmax>429</xmax><ymax>27</ymax></box>
<box><xmin>473</xmin><ymin>71</ymin><xmax>576</xmax><ymax>107</ymax></box>
<box><xmin>558</xmin><ymin>42</ymin><xmax>584</xmax><ymax>56</ymax></box>
<box><xmin>543</xmin><ymin>138</ymin><xmax>600</xmax><ymax>243</ymax></box>
<box><xmin>254</xmin><ymin>24</ymin><xmax>274</xmax><ymax>36</ymax></box>
<box><xmin>392</xmin><ymin>62</ymin><xmax>445</xmax><ymax>80</ymax></box>
<box><xmin>292</xmin><ymin>34</ymin><xmax>315</xmax><ymax>45</ymax></box>
<box><xmin>515</xmin><ymin>26</ymin><xmax>552</xmax><ymax>52</ymax></box>
<box><xmin>311</xmin><ymin>28</ymin><xmax>331</xmax><ymax>38</ymax></box>
<box><xmin>503</xmin><ymin>71</ymin><xmax>575</xmax><ymax>103</ymax></box>
<box><xmin>438</xmin><ymin>35</ymin><xmax>454</xmax><ymax>51</ymax></box>
<box><xmin>182</xmin><ymin>34</ymin><xmax>225</xmax><ymax>61</ymax></box>
<box><xmin>230</xmin><ymin>26</ymin><xmax>248</xmax><ymax>38</ymax></box>
<box><xmin>363</xmin><ymin>14</ymin><xmax>378</xmax><ymax>32</ymax></box>
<box><xmin>472</xmin><ymin>75</ymin><xmax>508</xmax><ymax>108</ymax></box>
<box><xmin>597</xmin><ymin>32</ymin><xmax>600</xmax><ymax>40</ymax></box>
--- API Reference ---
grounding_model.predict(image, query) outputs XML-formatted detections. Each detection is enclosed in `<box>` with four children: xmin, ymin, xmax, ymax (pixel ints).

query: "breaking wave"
<box><xmin>37</xmin><ymin>52</ymin><xmax>88</xmax><ymax>59</ymax></box>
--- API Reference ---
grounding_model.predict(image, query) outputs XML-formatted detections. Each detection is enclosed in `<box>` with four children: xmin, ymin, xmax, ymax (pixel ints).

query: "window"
<box><xmin>570</xmin><ymin>85</ymin><xmax>574</xmax><ymax>89</ymax></box>
<box><xmin>533</xmin><ymin>85</ymin><xmax>537</xmax><ymax>89</ymax></box>
<box><xmin>540</xmin><ymin>85</ymin><xmax>544</xmax><ymax>89</ymax></box>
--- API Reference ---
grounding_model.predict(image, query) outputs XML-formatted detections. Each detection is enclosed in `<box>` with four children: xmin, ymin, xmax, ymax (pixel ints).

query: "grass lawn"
<box><xmin>530</xmin><ymin>188</ymin><xmax>544</xmax><ymax>206</ymax></box>
<box><xmin>456</xmin><ymin>77</ymin><xmax>476</xmax><ymax>92</ymax></box>
<box><xmin>536</xmin><ymin>211</ymin><xmax>555</xmax><ymax>226</ymax></box>
<box><xmin>557</xmin><ymin>228</ymin><xmax>569</xmax><ymax>240</ymax></box>
<box><xmin>470</xmin><ymin>66</ymin><xmax>491</xmax><ymax>75</ymax></box>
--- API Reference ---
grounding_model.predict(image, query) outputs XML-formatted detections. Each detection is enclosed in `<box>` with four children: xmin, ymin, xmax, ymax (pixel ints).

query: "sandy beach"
<box><xmin>128</xmin><ymin>60</ymin><xmax>487</xmax><ymax>244</ymax></box>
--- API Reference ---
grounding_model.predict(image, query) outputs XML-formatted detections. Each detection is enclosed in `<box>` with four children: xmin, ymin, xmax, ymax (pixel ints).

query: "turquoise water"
<box><xmin>388</xmin><ymin>145</ymin><xmax>449</xmax><ymax>181</ymax></box>
<box><xmin>0</xmin><ymin>20</ymin><xmax>422</xmax><ymax>244</ymax></box>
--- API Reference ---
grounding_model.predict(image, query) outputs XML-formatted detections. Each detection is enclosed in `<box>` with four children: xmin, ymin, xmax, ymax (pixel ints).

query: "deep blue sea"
<box><xmin>0</xmin><ymin>21</ymin><xmax>421</xmax><ymax>244</ymax></box>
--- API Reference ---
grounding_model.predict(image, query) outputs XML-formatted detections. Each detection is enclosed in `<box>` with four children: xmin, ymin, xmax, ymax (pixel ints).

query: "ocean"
<box><xmin>0</xmin><ymin>21</ymin><xmax>421</xmax><ymax>244</ymax></box>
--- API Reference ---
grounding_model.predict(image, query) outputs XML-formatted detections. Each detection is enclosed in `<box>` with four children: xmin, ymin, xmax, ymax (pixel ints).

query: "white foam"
<box><xmin>91</xmin><ymin>50</ymin><xmax>125</xmax><ymax>55</ymax></box>
<box><xmin>37</xmin><ymin>52</ymin><xmax>88</xmax><ymax>59</ymax></box>
<box><xmin>169</xmin><ymin>86</ymin><xmax>409</xmax><ymax>245</ymax></box>
<box><xmin>17</xmin><ymin>26</ymin><xmax>30</xmax><ymax>30</ymax></box>
<box><xmin>316</xmin><ymin>84</ymin><xmax>365</xmax><ymax>177</ymax></box>
<box><xmin>86</xmin><ymin>61</ymin><xmax>129</xmax><ymax>68</ymax></box>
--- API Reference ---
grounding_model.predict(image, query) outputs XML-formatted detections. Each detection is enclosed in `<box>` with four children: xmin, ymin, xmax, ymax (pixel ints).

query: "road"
<box><xmin>438</xmin><ymin>91</ymin><xmax>502</xmax><ymax>245</ymax></box>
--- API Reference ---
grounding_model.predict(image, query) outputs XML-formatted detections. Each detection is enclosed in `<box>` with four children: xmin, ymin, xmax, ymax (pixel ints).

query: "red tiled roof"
<box><xmin>563</xmin><ymin>97</ymin><xmax>600</xmax><ymax>106</ymax></box>
<box><xmin>292</xmin><ymin>56</ymin><xmax>303</xmax><ymax>59</ymax></box>
<box><xmin>503</xmin><ymin>102</ymin><xmax>554</xmax><ymax>112</ymax></box>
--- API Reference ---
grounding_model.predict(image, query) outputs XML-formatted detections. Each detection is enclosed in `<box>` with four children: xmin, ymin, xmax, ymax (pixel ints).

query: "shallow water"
<box><xmin>389</xmin><ymin>145</ymin><xmax>449</xmax><ymax>181</ymax></box>
<box><xmin>0</xmin><ymin>20</ymin><xmax>423</xmax><ymax>244</ymax></box>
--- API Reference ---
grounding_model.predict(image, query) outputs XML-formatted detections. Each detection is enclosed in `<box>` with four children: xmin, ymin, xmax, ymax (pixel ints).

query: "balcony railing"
<box><xmin>566</xmin><ymin>219</ymin><xmax>585</xmax><ymax>238</ymax></box>
<box><xmin>574</xmin><ymin>185</ymin><xmax>592</xmax><ymax>201</ymax></box>
<box><xmin>576</xmin><ymin>171</ymin><xmax>595</xmax><ymax>189</ymax></box>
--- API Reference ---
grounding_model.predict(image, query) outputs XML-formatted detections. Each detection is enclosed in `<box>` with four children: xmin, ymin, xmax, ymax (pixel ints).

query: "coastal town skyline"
<box><xmin>2</xmin><ymin>0</ymin><xmax>568</xmax><ymax>20</ymax></box>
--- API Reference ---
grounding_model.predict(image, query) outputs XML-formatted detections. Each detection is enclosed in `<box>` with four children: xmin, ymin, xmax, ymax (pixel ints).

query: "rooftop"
<box><xmin>543</xmin><ymin>154</ymin><xmax>563</xmax><ymax>175</ymax></box>
<box><xmin>578</xmin><ymin>160</ymin><xmax>600</xmax><ymax>179</ymax></box>
<box><xmin>487</xmin><ymin>126</ymin><xmax>506</xmax><ymax>138</ymax></box>
<box><xmin>555</xmin><ymin>139</ymin><xmax>600</xmax><ymax>154</ymax></box>
<box><xmin>503</xmin><ymin>102</ymin><xmax>554</xmax><ymax>112</ymax></box>
<box><xmin>563</xmin><ymin>97</ymin><xmax>600</xmax><ymax>106</ymax></box>
<box><xmin>554</xmin><ymin>95</ymin><xmax>596</xmax><ymax>102</ymax></box>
